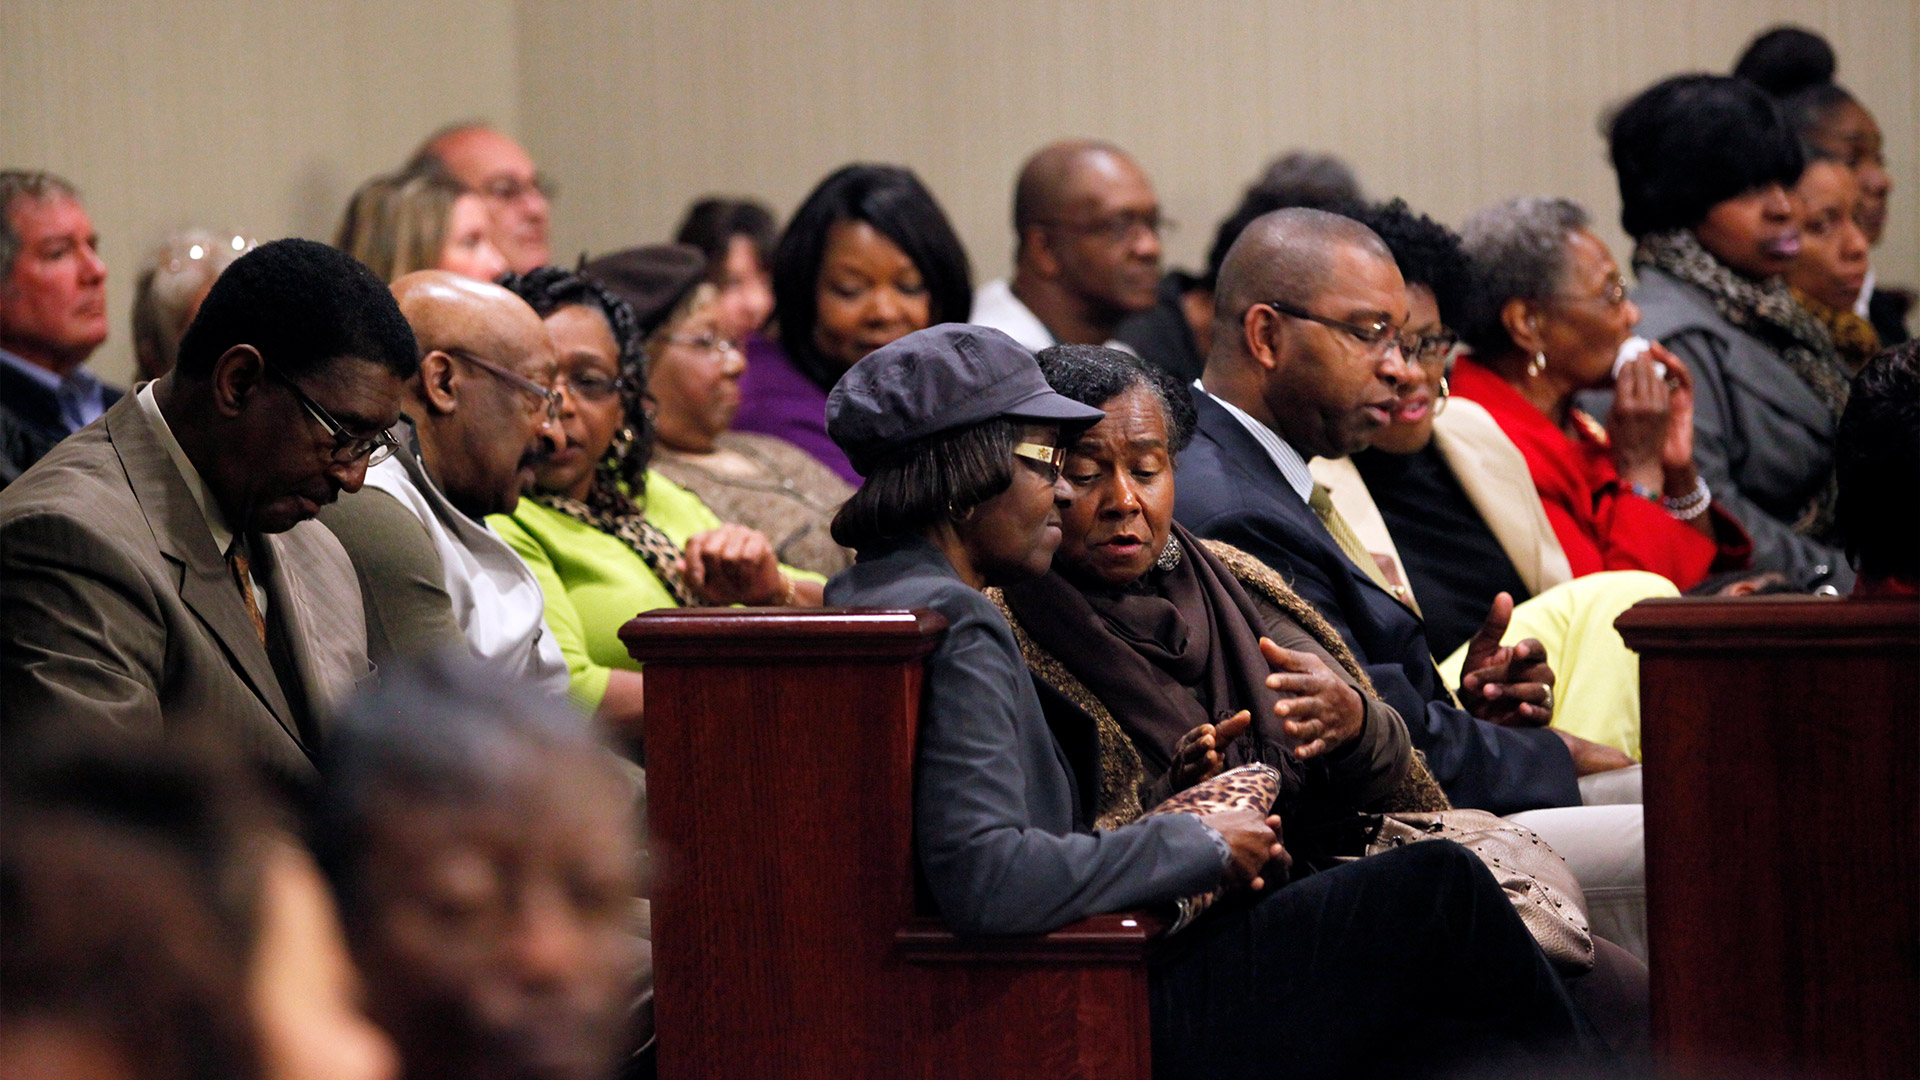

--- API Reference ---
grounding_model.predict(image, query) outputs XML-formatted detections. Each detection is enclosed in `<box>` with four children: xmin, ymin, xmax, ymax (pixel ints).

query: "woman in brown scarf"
<box><xmin>997</xmin><ymin>346</ymin><xmax>1430</xmax><ymax>833</ymax></box>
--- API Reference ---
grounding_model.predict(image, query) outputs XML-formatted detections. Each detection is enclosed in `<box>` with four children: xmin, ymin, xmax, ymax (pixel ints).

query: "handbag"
<box><xmin>1138</xmin><ymin>763</ymin><xmax>1281</xmax><ymax>933</ymax></box>
<box><xmin>1362</xmin><ymin>810</ymin><xmax>1595</xmax><ymax>973</ymax></box>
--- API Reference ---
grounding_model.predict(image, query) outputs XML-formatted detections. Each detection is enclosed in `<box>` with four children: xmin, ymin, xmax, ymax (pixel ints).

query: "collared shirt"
<box><xmin>1193</xmin><ymin>380</ymin><xmax>1315</xmax><ymax>502</ymax></box>
<box><xmin>1</xmin><ymin>347</ymin><xmax>108</xmax><ymax>433</ymax></box>
<box><xmin>135</xmin><ymin>382</ymin><xmax>269</xmax><ymax>620</ymax></box>
<box><xmin>969</xmin><ymin>278</ymin><xmax>1139</xmax><ymax>356</ymax></box>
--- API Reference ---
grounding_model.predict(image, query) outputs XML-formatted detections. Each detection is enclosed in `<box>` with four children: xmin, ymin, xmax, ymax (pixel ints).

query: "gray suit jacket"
<box><xmin>825</xmin><ymin>536</ymin><xmax>1225</xmax><ymax>937</ymax></box>
<box><xmin>1</xmin><ymin>394</ymin><xmax>374</xmax><ymax>789</ymax></box>
<box><xmin>1591</xmin><ymin>267</ymin><xmax>1851</xmax><ymax>589</ymax></box>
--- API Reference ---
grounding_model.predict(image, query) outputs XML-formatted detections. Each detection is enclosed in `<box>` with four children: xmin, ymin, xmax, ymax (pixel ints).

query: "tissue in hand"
<box><xmin>1612</xmin><ymin>336</ymin><xmax>1666</xmax><ymax>382</ymax></box>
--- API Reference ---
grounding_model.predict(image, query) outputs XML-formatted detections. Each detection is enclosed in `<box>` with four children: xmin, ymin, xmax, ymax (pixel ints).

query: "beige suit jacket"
<box><xmin>1308</xmin><ymin>398</ymin><xmax>1573</xmax><ymax>606</ymax></box>
<box><xmin>0</xmin><ymin>394</ymin><xmax>373</xmax><ymax>788</ymax></box>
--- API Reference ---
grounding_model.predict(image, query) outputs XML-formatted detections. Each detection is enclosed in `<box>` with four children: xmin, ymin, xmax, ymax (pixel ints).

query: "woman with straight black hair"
<box><xmin>733</xmin><ymin>163</ymin><xmax>972</xmax><ymax>485</ymax></box>
<box><xmin>1605</xmin><ymin>72</ymin><xmax>1854</xmax><ymax>590</ymax></box>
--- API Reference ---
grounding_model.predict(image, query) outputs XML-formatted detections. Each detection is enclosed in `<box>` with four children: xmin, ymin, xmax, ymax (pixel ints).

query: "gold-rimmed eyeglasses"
<box><xmin>439</xmin><ymin>348</ymin><xmax>562</xmax><ymax>422</ymax></box>
<box><xmin>1012</xmin><ymin>441</ymin><xmax>1066</xmax><ymax>481</ymax></box>
<box><xmin>271</xmin><ymin>370</ymin><xmax>400</xmax><ymax>466</ymax></box>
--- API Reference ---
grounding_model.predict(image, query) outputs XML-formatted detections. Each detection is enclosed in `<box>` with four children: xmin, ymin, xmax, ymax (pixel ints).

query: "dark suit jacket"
<box><xmin>1172</xmin><ymin>390</ymin><xmax>1580</xmax><ymax>815</ymax></box>
<box><xmin>0</xmin><ymin>359</ymin><xmax>122</xmax><ymax>487</ymax></box>
<box><xmin>1</xmin><ymin>394</ymin><xmax>374</xmax><ymax>791</ymax></box>
<box><xmin>825</xmin><ymin>536</ymin><xmax>1224</xmax><ymax>937</ymax></box>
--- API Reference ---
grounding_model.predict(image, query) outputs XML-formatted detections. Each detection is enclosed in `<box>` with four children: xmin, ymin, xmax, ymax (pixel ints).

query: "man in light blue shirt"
<box><xmin>1</xmin><ymin>170</ymin><xmax>116</xmax><ymax>486</ymax></box>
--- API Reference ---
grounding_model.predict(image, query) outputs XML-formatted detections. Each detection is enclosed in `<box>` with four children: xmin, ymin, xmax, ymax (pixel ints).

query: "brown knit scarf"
<box><xmin>533</xmin><ymin>457</ymin><xmax>701</xmax><ymax>608</ymax></box>
<box><xmin>1792</xmin><ymin>287</ymin><xmax>1882</xmax><ymax>375</ymax></box>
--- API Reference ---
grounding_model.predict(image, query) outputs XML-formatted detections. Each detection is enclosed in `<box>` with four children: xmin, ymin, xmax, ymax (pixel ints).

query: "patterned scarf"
<box><xmin>533</xmin><ymin>457</ymin><xmax>702</xmax><ymax>608</ymax></box>
<box><xmin>1791</xmin><ymin>287</ymin><xmax>1882</xmax><ymax>375</ymax></box>
<box><xmin>1634</xmin><ymin>229</ymin><xmax>1851</xmax><ymax>537</ymax></box>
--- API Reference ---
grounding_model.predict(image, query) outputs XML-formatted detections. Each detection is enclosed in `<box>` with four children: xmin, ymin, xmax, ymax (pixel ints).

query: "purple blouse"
<box><xmin>733</xmin><ymin>334</ymin><xmax>860</xmax><ymax>485</ymax></box>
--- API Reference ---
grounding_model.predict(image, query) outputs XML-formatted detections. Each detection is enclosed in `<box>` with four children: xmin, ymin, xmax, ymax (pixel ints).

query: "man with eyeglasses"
<box><xmin>1</xmin><ymin>239</ymin><xmax>417</xmax><ymax>793</ymax></box>
<box><xmin>1172</xmin><ymin>207</ymin><xmax>1589</xmax><ymax>820</ymax></box>
<box><xmin>407</xmin><ymin>122</ymin><xmax>553</xmax><ymax>274</ymax></box>
<box><xmin>970</xmin><ymin>140</ymin><xmax>1164</xmax><ymax>354</ymax></box>
<box><xmin>318</xmin><ymin>272</ymin><xmax>570</xmax><ymax>696</ymax></box>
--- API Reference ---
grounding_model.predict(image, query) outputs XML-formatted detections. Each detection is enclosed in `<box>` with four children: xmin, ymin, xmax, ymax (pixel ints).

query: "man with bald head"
<box><xmin>318</xmin><ymin>271</ymin><xmax>568</xmax><ymax>693</ymax></box>
<box><xmin>407</xmin><ymin>123</ymin><xmax>553</xmax><ymax>273</ymax></box>
<box><xmin>970</xmin><ymin>140</ymin><xmax>1163</xmax><ymax>351</ymax></box>
<box><xmin>1173</xmin><ymin>207</ymin><xmax>1593</xmax><ymax>816</ymax></box>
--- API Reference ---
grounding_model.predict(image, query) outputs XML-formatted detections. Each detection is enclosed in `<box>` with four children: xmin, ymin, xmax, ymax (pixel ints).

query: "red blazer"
<box><xmin>1451</xmin><ymin>357</ymin><xmax>1748</xmax><ymax>589</ymax></box>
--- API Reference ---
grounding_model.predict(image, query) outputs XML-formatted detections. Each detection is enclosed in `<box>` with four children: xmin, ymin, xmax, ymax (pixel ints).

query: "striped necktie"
<box><xmin>225</xmin><ymin>539</ymin><xmax>268</xmax><ymax>646</ymax></box>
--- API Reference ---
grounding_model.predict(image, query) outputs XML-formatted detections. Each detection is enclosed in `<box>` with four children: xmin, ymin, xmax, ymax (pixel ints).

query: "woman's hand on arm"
<box><xmin>1197</xmin><ymin>810</ymin><xmax>1289</xmax><ymax>891</ymax></box>
<box><xmin>1168</xmin><ymin>710</ymin><xmax>1251</xmax><ymax>791</ymax></box>
<box><xmin>1259</xmin><ymin>638</ymin><xmax>1365</xmax><ymax>760</ymax></box>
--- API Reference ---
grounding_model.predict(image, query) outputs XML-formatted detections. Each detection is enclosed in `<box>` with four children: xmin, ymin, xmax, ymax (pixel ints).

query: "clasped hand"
<box><xmin>680</xmin><ymin>525</ymin><xmax>788</xmax><ymax>606</ymax></box>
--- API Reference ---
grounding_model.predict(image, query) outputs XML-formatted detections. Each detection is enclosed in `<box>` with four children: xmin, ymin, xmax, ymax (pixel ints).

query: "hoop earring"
<box><xmin>946</xmin><ymin>502</ymin><xmax>977</xmax><ymax>523</ymax></box>
<box><xmin>608</xmin><ymin>426</ymin><xmax>637</xmax><ymax>462</ymax></box>
<box><xmin>1433</xmin><ymin>375</ymin><xmax>1451</xmax><ymax>416</ymax></box>
<box><xmin>1526</xmin><ymin>352</ymin><xmax>1547</xmax><ymax>379</ymax></box>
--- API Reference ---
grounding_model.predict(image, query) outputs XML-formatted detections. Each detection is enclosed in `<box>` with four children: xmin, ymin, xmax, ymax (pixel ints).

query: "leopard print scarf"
<box><xmin>1791</xmin><ymin>287</ymin><xmax>1882</xmax><ymax>375</ymax></box>
<box><xmin>533</xmin><ymin>459</ymin><xmax>702</xmax><ymax>608</ymax></box>
<box><xmin>1634</xmin><ymin>229</ymin><xmax>1851</xmax><ymax>537</ymax></box>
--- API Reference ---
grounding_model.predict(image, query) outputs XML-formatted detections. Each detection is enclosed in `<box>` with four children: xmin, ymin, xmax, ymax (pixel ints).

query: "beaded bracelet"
<box><xmin>1662</xmin><ymin>476</ymin><xmax>1711</xmax><ymax>521</ymax></box>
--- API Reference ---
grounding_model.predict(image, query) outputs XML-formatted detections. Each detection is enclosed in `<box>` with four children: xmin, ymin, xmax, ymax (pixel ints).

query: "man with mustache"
<box><xmin>0</xmin><ymin>171</ymin><xmax>115</xmax><ymax>486</ymax></box>
<box><xmin>971</xmin><ymin>140</ymin><xmax>1165</xmax><ymax>353</ymax></box>
<box><xmin>319</xmin><ymin>271</ymin><xmax>569</xmax><ymax>695</ymax></box>
<box><xmin>1</xmin><ymin>239</ymin><xmax>415</xmax><ymax>793</ymax></box>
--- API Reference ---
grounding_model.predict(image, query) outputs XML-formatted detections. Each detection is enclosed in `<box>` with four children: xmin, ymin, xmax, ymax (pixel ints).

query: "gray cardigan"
<box><xmin>1596</xmin><ymin>266</ymin><xmax>1852</xmax><ymax>589</ymax></box>
<box><xmin>825</xmin><ymin>536</ymin><xmax>1227</xmax><ymax>936</ymax></box>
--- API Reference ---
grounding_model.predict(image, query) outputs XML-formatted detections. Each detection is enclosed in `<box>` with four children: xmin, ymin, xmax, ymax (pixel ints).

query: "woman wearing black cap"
<box><xmin>823</xmin><ymin>324</ymin><xmax>1600</xmax><ymax>1079</ymax></box>
<box><xmin>492</xmin><ymin>266</ymin><xmax>824</xmax><ymax>745</ymax></box>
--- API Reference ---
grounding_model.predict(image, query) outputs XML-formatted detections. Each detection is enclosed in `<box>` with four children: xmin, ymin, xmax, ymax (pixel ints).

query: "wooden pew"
<box><xmin>623</xmin><ymin>608</ymin><xmax>1159</xmax><ymax>1080</ymax></box>
<box><xmin>1616</xmin><ymin>595</ymin><xmax>1920</xmax><ymax>1079</ymax></box>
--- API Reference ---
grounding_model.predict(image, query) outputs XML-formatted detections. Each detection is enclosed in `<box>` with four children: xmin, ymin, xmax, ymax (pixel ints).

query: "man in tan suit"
<box><xmin>1</xmin><ymin>239</ymin><xmax>419</xmax><ymax>792</ymax></box>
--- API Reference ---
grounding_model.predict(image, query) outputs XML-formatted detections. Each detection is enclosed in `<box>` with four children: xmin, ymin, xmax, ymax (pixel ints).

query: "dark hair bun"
<box><xmin>1733</xmin><ymin>25</ymin><xmax>1836</xmax><ymax>97</ymax></box>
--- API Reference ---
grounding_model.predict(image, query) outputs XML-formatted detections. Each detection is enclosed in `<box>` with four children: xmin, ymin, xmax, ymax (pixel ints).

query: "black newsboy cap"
<box><xmin>826</xmin><ymin>324</ymin><xmax>1105</xmax><ymax>476</ymax></box>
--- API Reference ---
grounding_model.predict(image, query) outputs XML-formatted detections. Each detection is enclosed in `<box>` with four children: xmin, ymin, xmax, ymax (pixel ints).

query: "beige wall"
<box><xmin>6</xmin><ymin>1</ymin><xmax>1915</xmax><ymax>386</ymax></box>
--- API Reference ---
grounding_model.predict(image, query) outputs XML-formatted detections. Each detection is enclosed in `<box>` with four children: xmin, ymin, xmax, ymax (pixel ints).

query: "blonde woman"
<box><xmin>335</xmin><ymin>171</ymin><xmax>508</xmax><ymax>283</ymax></box>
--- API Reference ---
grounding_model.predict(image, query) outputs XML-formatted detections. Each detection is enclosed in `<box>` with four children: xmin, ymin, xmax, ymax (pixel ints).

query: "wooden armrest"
<box><xmin>895</xmin><ymin>912</ymin><xmax>1169</xmax><ymax>964</ymax></box>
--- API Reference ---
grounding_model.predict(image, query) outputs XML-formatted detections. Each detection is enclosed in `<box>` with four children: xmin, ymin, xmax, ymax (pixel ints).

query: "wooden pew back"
<box><xmin>1617</xmin><ymin>595</ymin><xmax>1920</xmax><ymax>1079</ymax></box>
<box><xmin>623</xmin><ymin>608</ymin><xmax>1158</xmax><ymax>1080</ymax></box>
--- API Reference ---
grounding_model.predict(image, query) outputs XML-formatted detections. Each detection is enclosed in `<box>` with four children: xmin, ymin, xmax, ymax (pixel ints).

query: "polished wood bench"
<box><xmin>623</xmin><ymin>608</ymin><xmax>1159</xmax><ymax>1080</ymax></box>
<box><xmin>1617</xmin><ymin>595</ymin><xmax>1919</xmax><ymax>1079</ymax></box>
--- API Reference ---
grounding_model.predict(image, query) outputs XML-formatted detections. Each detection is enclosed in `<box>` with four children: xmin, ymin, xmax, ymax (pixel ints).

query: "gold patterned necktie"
<box><xmin>1308</xmin><ymin>482</ymin><xmax>1396</xmax><ymax>593</ymax></box>
<box><xmin>225</xmin><ymin>540</ymin><xmax>268</xmax><ymax>646</ymax></box>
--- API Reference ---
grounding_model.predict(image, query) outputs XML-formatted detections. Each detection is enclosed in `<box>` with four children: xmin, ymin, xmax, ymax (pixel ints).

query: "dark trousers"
<box><xmin>1149</xmin><ymin>840</ymin><xmax>1603</xmax><ymax>1080</ymax></box>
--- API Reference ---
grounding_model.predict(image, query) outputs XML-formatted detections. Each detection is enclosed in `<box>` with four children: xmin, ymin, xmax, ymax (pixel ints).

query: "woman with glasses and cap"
<box><xmin>493</xmin><ymin>266</ymin><xmax>823</xmax><ymax>746</ymax></box>
<box><xmin>1452</xmin><ymin>196</ymin><xmax>1751</xmax><ymax>595</ymax></box>
<box><xmin>823</xmin><ymin>324</ymin><xmax>1601</xmax><ymax>1080</ymax></box>
<box><xmin>585</xmin><ymin>245</ymin><xmax>854</xmax><ymax>577</ymax></box>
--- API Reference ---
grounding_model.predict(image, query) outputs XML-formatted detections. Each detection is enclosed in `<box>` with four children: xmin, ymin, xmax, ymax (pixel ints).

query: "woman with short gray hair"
<box><xmin>1452</xmin><ymin>196</ymin><xmax>1750</xmax><ymax>592</ymax></box>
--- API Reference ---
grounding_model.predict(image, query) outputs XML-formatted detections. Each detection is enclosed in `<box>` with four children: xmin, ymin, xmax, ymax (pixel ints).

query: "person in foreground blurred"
<box><xmin>495</xmin><ymin>267</ymin><xmax>823</xmax><ymax>746</ymax></box>
<box><xmin>1834</xmin><ymin>341</ymin><xmax>1919</xmax><ymax>598</ymax></box>
<box><xmin>1</xmin><ymin>239</ymin><xmax>413</xmax><ymax>794</ymax></box>
<box><xmin>822</xmin><ymin>323</ymin><xmax>1599</xmax><ymax>1079</ymax></box>
<box><xmin>313</xmin><ymin>652</ymin><xmax>648</xmax><ymax>1080</ymax></box>
<box><xmin>733</xmin><ymin>163</ymin><xmax>972</xmax><ymax>484</ymax></box>
<box><xmin>316</xmin><ymin>271</ymin><xmax>569</xmax><ymax>696</ymax></box>
<box><xmin>1606</xmin><ymin>72</ymin><xmax>1853</xmax><ymax>590</ymax></box>
<box><xmin>1785</xmin><ymin>155</ymin><xmax>1878</xmax><ymax>371</ymax></box>
<box><xmin>131</xmin><ymin>229</ymin><xmax>255</xmax><ymax>380</ymax></box>
<box><xmin>1454</xmin><ymin>195</ymin><xmax>1751</xmax><ymax>594</ymax></box>
<box><xmin>582</xmin><ymin>245</ymin><xmax>853</xmax><ymax>576</ymax></box>
<box><xmin>335</xmin><ymin>171</ymin><xmax>509</xmax><ymax>284</ymax></box>
<box><xmin>3</xmin><ymin>740</ymin><xmax>398</xmax><ymax>1080</ymax></box>
<box><xmin>672</xmin><ymin>197</ymin><xmax>777</xmax><ymax>344</ymax></box>
<box><xmin>1</xmin><ymin>170</ymin><xmax>114</xmax><ymax>484</ymax></box>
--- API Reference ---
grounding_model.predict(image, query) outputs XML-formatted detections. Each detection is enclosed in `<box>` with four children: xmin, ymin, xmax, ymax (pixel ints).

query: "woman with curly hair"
<box><xmin>493</xmin><ymin>267</ymin><xmax>821</xmax><ymax>741</ymax></box>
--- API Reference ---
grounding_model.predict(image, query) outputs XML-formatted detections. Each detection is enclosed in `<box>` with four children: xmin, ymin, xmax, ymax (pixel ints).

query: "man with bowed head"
<box><xmin>409</xmin><ymin>123</ymin><xmax>554</xmax><ymax>274</ymax></box>
<box><xmin>319</xmin><ymin>272</ymin><xmax>571</xmax><ymax>694</ymax></box>
<box><xmin>971</xmin><ymin>139</ymin><xmax>1166</xmax><ymax>352</ymax></box>
<box><xmin>1174</xmin><ymin>208</ymin><xmax>1638</xmax><ymax>814</ymax></box>
<box><xmin>0</xmin><ymin>170</ymin><xmax>115</xmax><ymax>485</ymax></box>
<box><xmin>1</xmin><ymin>238</ymin><xmax>415</xmax><ymax>791</ymax></box>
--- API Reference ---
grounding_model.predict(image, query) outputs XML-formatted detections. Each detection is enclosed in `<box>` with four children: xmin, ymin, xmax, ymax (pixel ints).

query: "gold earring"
<box><xmin>1434</xmin><ymin>375</ymin><xmax>1451</xmax><ymax>415</ymax></box>
<box><xmin>1526</xmin><ymin>352</ymin><xmax>1547</xmax><ymax>379</ymax></box>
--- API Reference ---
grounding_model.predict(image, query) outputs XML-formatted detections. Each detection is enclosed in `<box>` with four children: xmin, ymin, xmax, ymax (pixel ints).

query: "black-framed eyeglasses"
<box><xmin>271</xmin><ymin>370</ymin><xmax>400</xmax><ymax>466</ymax></box>
<box><xmin>665</xmin><ymin>332</ymin><xmax>741</xmax><ymax>357</ymax></box>
<box><xmin>474</xmin><ymin>172</ymin><xmax>557</xmax><ymax>204</ymax></box>
<box><xmin>1263</xmin><ymin>300</ymin><xmax>1404</xmax><ymax>359</ymax></box>
<box><xmin>1040</xmin><ymin>209</ymin><xmax>1172</xmax><ymax>246</ymax></box>
<box><xmin>440</xmin><ymin>348</ymin><xmax>562</xmax><ymax>422</ymax></box>
<box><xmin>1012</xmin><ymin>441</ymin><xmax>1066</xmax><ymax>481</ymax></box>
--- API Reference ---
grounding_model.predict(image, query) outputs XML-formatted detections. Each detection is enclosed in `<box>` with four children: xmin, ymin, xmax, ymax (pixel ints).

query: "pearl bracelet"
<box><xmin>1661</xmin><ymin>476</ymin><xmax>1711</xmax><ymax>520</ymax></box>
